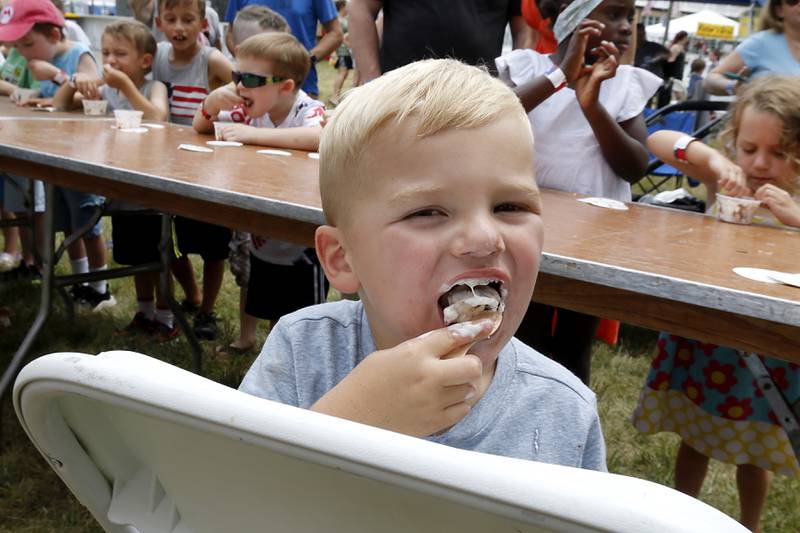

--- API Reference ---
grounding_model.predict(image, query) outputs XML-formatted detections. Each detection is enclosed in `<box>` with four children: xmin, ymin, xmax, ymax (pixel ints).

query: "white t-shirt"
<box><xmin>219</xmin><ymin>90</ymin><xmax>325</xmax><ymax>264</ymax></box>
<box><xmin>65</xmin><ymin>20</ymin><xmax>91</xmax><ymax>45</ymax></box>
<box><xmin>496</xmin><ymin>50</ymin><xmax>661</xmax><ymax>201</ymax></box>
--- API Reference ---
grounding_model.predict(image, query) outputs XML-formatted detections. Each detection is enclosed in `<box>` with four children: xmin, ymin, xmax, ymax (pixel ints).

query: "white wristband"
<box><xmin>544</xmin><ymin>65</ymin><xmax>567</xmax><ymax>91</ymax></box>
<box><xmin>673</xmin><ymin>135</ymin><xmax>697</xmax><ymax>163</ymax></box>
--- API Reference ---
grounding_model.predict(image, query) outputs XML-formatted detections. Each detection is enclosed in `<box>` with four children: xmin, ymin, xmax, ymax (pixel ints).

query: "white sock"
<box><xmin>138</xmin><ymin>300</ymin><xmax>156</xmax><ymax>320</ymax></box>
<box><xmin>70</xmin><ymin>256</ymin><xmax>89</xmax><ymax>275</ymax></box>
<box><xmin>90</xmin><ymin>265</ymin><xmax>108</xmax><ymax>293</ymax></box>
<box><xmin>155</xmin><ymin>308</ymin><xmax>173</xmax><ymax>328</ymax></box>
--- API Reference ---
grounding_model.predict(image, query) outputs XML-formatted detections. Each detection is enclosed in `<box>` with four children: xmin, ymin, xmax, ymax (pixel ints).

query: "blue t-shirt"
<box><xmin>224</xmin><ymin>0</ymin><xmax>338</xmax><ymax>95</ymax></box>
<box><xmin>39</xmin><ymin>41</ymin><xmax>97</xmax><ymax>98</ymax></box>
<box><xmin>735</xmin><ymin>30</ymin><xmax>800</xmax><ymax>79</ymax></box>
<box><xmin>239</xmin><ymin>300</ymin><xmax>607</xmax><ymax>471</ymax></box>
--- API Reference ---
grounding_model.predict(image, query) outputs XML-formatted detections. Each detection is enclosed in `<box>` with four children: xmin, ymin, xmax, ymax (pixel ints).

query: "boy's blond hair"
<box><xmin>236</xmin><ymin>32</ymin><xmax>310</xmax><ymax>90</ymax></box>
<box><xmin>719</xmin><ymin>75</ymin><xmax>800</xmax><ymax>194</ymax></box>
<box><xmin>159</xmin><ymin>0</ymin><xmax>205</xmax><ymax>18</ymax></box>
<box><xmin>319</xmin><ymin>59</ymin><xmax>532</xmax><ymax>226</ymax></box>
<box><xmin>103</xmin><ymin>20</ymin><xmax>157</xmax><ymax>61</ymax></box>
<box><xmin>232</xmin><ymin>5</ymin><xmax>290</xmax><ymax>46</ymax></box>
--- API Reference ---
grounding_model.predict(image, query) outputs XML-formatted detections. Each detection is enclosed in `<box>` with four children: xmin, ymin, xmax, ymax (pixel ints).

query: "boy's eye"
<box><xmin>406</xmin><ymin>208</ymin><xmax>445</xmax><ymax>218</ymax></box>
<box><xmin>494</xmin><ymin>203</ymin><xmax>528</xmax><ymax>213</ymax></box>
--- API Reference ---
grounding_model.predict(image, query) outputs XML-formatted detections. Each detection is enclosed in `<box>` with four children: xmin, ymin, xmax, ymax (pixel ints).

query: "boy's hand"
<box><xmin>101</xmin><ymin>64</ymin><xmax>132</xmax><ymax>92</ymax></box>
<box><xmin>26</xmin><ymin>59</ymin><xmax>61</xmax><ymax>82</ymax></box>
<box><xmin>573</xmin><ymin>41</ymin><xmax>619</xmax><ymax>110</ymax></box>
<box><xmin>18</xmin><ymin>97</ymin><xmax>54</xmax><ymax>108</ymax></box>
<box><xmin>755</xmin><ymin>184</ymin><xmax>800</xmax><ymax>227</ymax></box>
<box><xmin>205</xmin><ymin>85</ymin><xmax>243</xmax><ymax>116</ymax></box>
<box><xmin>72</xmin><ymin>72</ymin><xmax>103</xmax><ymax>100</ymax></box>
<box><xmin>312</xmin><ymin>319</ymin><xmax>494</xmax><ymax>437</ymax></box>
<box><xmin>707</xmin><ymin>152</ymin><xmax>751</xmax><ymax>197</ymax></box>
<box><xmin>215</xmin><ymin>123</ymin><xmax>257</xmax><ymax>143</ymax></box>
<box><xmin>559</xmin><ymin>19</ymin><xmax>604</xmax><ymax>83</ymax></box>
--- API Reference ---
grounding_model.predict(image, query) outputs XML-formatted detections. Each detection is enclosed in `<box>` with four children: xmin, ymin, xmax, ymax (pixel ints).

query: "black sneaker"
<box><xmin>114</xmin><ymin>312</ymin><xmax>155</xmax><ymax>337</ymax></box>
<box><xmin>193</xmin><ymin>311</ymin><xmax>218</xmax><ymax>340</ymax></box>
<box><xmin>179</xmin><ymin>299</ymin><xmax>201</xmax><ymax>314</ymax></box>
<box><xmin>77</xmin><ymin>286</ymin><xmax>117</xmax><ymax>312</ymax></box>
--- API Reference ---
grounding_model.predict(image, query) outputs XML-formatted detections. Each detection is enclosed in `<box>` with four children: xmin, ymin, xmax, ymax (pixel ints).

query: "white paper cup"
<box><xmin>82</xmin><ymin>99</ymin><xmax>108</xmax><ymax>115</ymax></box>
<box><xmin>716</xmin><ymin>194</ymin><xmax>761</xmax><ymax>225</ymax></box>
<box><xmin>114</xmin><ymin>109</ymin><xmax>143</xmax><ymax>129</ymax></box>
<box><xmin>11</xmin><ymin>87</ymin><xmax>40</xmax><ymax>103</ymax></box>
<box><xmin>213</xmin><ymin>121</ymin><xmax>225</xmax><ymax>141</ymax></box>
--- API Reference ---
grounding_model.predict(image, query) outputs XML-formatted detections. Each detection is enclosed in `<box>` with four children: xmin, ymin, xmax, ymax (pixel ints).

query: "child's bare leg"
<box><xmin>233</xmin><ymin>286</ymin><xmax>258</xmax><ymax>349</ymax></box>
<box><xmin>171</xmin><ymin>256</ymin><xmax>200</xmax><ymax>305</ymax></box>
<box><xmin>333</xmin><ymin>67</ymin><xmax>348</xmax><ymax>101</ymax></box>
<box><xmin>675</xmin><ymin>440</ymin><xmax>709</xmax><ymax>497</ymax></box>
<box><xmin>737</xmin><ymin>464</ymin><xmax>771</xmax><ymax>532</ymax></box>
<box><xmin>83</xmin><ymin>234</ymin><xmax>107</xmax><ymax>270</ymax></box>
<box><xmin>66</xmin><ymin>237</ymin><xmax>87</xmax><ymax>262</ymax></box>
<box><xmin>134</xmin><ymin>271</ymin><xmax>155</xmax><ymax>307</ymax></box>
<box><xmin>2</xmin><ymin>210</ymin><xmax>19</xmax><ymax>256</ymax></box>
<box><xmin>200</xmin><ymin>259</ymin><xmax>225</xmax><ymax>314</ymax></box>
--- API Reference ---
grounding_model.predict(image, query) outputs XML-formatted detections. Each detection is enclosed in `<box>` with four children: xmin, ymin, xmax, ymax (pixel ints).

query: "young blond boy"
<box><xmin>152</xmin><ymin>0</ymin><xmax>233</xmax><ymax>340</ymax></box>
<box><xmin>0</xmin><ymin>0</ymin><xmax>114</xmax><ymax>310</ymax></box>
<box><xmin>240</xmin><ymin>59</ymin><xmax>606</xmax><ymax>469</ymax></box>
<box><xmin>195</xmin><ymin>32</ymin><xmax>327</xmax><ymax>355</ymax></box>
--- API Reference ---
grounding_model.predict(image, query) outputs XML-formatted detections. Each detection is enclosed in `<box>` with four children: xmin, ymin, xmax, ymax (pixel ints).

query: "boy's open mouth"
<box><xmin>438</xmin><ymin>278</ymin><xmax>506</xmax><ymax>334</ymax></box>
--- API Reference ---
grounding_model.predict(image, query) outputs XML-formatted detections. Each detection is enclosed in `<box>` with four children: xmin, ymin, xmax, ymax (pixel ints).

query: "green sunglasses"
<box><xmin>232</xmin><ymin>70</ymin><xmax>285</xmax><ymax>88</ymax></box>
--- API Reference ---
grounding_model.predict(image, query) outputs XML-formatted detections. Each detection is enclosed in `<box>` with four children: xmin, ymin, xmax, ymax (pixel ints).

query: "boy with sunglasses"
<box><xmin>193</xmin><ymin>31</ymin><xmax>327</xmax><ymax>354</ymax></box>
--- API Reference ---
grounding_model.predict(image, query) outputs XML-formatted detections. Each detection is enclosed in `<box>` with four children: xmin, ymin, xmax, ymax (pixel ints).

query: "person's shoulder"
<box><xmin>276</xmin><ymin>299</ymin><xmax>365</xmax><ymax>334</ymax></box>
<box><xmin>67</xmin><ymin>40</ymin><xmax>92</xmax><ymax>55</ymax></box>
<box><xmin>508</xmin><ymin>338</ymin><xmax>596</xmax><ymax>406</ymax></box>
<box><xmin>739</xmin><ymin>30</ymin><xmax>781</xmax><ymax>49</ymax></box>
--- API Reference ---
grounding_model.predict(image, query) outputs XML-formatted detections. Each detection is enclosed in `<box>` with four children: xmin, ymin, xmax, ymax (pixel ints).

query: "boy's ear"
<box><xmin>315</xmin><ymin>225</ymin><xmax>360</xmax><ymax>294</ymax></box>
<box><xmin>279</xmin><ymin>78</ymin><xmax>296</xmax><ymax>96</ymax></box>
<box><xmin>140</xmin><ymin>52</ymin><xmax>154</xmax><ymax>70</ymax></box>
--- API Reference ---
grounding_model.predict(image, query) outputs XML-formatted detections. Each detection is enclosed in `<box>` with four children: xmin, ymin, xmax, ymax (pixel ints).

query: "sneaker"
<box><xmin>193</xmin><ymin>311</ymin><xmax>218</xmax><ymax>340</ymax></box>
<box><xmin>113</xmin><ymin>312</ymin><xmax>155</xmax><ymax>337</ymax></box>
<box><xmin>77</xmin><ymin>286</ymin><xmax>117</xmax><ymax>312</ymax></box>
<box><xmin>0</xmin><ymin>252</ymin><xmax>19</xmax><ymax>272</ymax></box>
<box><xmin>152</xmin><ymin>320</ymin><xmax>179</xmax><ymax>342</ymax></box>
<box><xmin>179</xmin><ymin>299</ymin><xmax>201</xmax><ymax>314</ymax></box>
<box><xmin>0</xmin><ymin>262</ymin><xmax>39</xmax><ymax>281</ymax></box>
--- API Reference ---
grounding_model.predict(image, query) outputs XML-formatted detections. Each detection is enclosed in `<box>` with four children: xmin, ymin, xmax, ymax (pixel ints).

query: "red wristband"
<box><xmin>200</xmin><ymin>99</ymin><xmax>213</xmax><ymax>121</ymax></box>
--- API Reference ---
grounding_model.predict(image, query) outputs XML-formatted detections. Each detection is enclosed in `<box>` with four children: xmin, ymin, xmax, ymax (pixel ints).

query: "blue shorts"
<box><xmin>54</xmin><ymin>186</ymin><xmax>105</xmax><ymax>238</ymax></box>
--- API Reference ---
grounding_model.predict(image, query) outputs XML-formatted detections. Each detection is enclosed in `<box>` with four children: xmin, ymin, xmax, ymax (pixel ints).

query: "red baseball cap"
<box><xmin>0</xmin><ymin>0</ymin><xmax>64</xmax><ymax>43</ymax></box>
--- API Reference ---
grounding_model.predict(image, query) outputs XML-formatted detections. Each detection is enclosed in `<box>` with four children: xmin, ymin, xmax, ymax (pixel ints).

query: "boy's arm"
<box><xmin>207</xmin><ymin>49</ymin><xmax>233</xmax><ymax>90</ymax></box>
<box><xmin>348</xmin><ymin>0</ymin><xmax>383</xmax><ymax>83</ymax></box>
<box><xmin>102</xmin><ymin>65</ymin><xmax>167</xmax><ymax>121</ymax></box>
<box><xmin>0</xmin><ymin>80</ymin><xmax>17</xmax><ymax>96</ymax></box>
<box><xmin>647</xmin><ymin>130</ymin><xmax>750</xmax><ymax>196</ymax></box>
<box><xmin>310</xmin><ymin>321</ymin><xmax>491</xmax><ymax>437</ymax></box>
<box><xmin>191</xmin><ymin>83</ymin><xmax>242</xmax><ymax>133</ymax></box>
<box><xmin>218</xmin><ymin>124</ymin><xmax>322</xmax><ymax>151</ymax></box>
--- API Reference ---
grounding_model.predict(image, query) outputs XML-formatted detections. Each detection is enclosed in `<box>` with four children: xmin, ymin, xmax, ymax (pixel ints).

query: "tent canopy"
<box><xmin>646</xmin><ymin>10</ymin><xmax>741</xmax><ymax>41</ymax></box>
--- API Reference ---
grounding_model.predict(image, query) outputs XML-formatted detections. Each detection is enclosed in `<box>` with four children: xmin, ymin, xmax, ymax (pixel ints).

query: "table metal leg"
<box><xmin>0</xmin><ymin>182</ymin><xmax>56</xmax><ymax>398</ymax></box>
<box><xmin>159</xmin><ymin>214</ymin><xmax>203</xmax><ymax>374</ymax></box>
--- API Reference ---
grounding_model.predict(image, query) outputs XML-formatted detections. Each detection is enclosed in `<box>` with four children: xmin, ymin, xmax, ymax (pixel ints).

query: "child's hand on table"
<box><xmin>707</xmin><ymin>152</ymin><xmax>751</xmax><ymax>197</ymax></box>
<box><xmin>755</xmin><ymin>184</ymin><xmax>800</xmax><ymax>227</ymax></box>
<box><xmin>72</xmin><ymin>72</ymin><xmax>103</xmax><ymax>100</ymax></box>
<box><xmin>17</xmin><ymin>97</ymin><xmax>54</xmax><ymax>108</ymax></box>
<box><xmin>311</xmin><ymin>319</ymin><xmax>494</xmax><ymax>437</ymax></box>
<box><xmin>215</xmin><ymin>123</ymin><xmax>257</xmax><ymax>143</ymax></box>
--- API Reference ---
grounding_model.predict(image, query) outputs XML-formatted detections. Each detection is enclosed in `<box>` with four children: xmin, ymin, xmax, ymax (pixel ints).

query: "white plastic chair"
<box><xmin>14</xmin><ymin>351</ymin><xmax>748</xmax><ymax>533</ymax></box>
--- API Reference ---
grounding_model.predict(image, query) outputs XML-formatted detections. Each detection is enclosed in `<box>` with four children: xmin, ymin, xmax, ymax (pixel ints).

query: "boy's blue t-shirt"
<box><xmin>239</xmin><ymin>300</ymin><xmax>607</xmax><ymax>471</ymax></box>
<box><xmin>224</xmin><ymin>0</ymin><xmax>338</xmax><ymax>95</ymax></box>
<box><xmin>39</xmin><ymin>41</ymin><xmax>97</xmax><ymax>98</ymax></box>
<box><xmin>736</xmin><ymin>30</ymin><xmax>800</xmax><ymax>79</ymax></box>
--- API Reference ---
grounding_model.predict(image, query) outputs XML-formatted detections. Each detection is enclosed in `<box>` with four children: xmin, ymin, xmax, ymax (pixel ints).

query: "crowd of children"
<box><xmin>1</xmin><ymin>0</ymin><xmax>799</xmax><ymax>530</ymax></box>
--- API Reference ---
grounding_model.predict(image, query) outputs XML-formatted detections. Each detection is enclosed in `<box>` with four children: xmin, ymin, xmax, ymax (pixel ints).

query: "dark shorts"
<box><xmin>336</xmin><ymin>55</ymin><xmax>353</xmax><ymax>70</ymax></box>
<box><xmin>112</xmin><ymin>213</ymin><xmax>162</xmax><ymax>265</ymax></box>
<box><xmin>174</xmin><ymin>216</ymin><xmax>231</xmax><ymax>261</ymax></box>
<box><xmin>245</xmin><ymin>251</ymin><xmax>329</xmax><ymax>321</ymax></box>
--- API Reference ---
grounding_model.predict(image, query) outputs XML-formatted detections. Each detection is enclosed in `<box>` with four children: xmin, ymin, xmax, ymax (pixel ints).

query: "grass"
<box><xmin>2</xmin><ymin>62</ymin><xmax>799</xmax><ymax>531</ymax></box>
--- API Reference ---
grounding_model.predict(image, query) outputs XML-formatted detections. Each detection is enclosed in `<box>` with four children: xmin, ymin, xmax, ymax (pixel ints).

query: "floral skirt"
<box><xmin>632</xmin><ymin>333</ymin><xmax>800</xmax><ymax>477</ymax></box>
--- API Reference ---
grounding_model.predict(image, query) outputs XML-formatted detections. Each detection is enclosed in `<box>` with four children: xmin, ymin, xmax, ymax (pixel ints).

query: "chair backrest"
<box><xmin>14</xmin><ymin>351</ymin><xmax>748</xmax><ymax>533</ymax></box>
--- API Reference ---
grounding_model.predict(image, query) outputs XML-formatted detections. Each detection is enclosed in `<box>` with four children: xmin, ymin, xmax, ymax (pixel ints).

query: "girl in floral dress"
<box><xmin>632</xmin><ymin>75</ymin><xmax>800</xmax><ymax>533</ymax></box>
